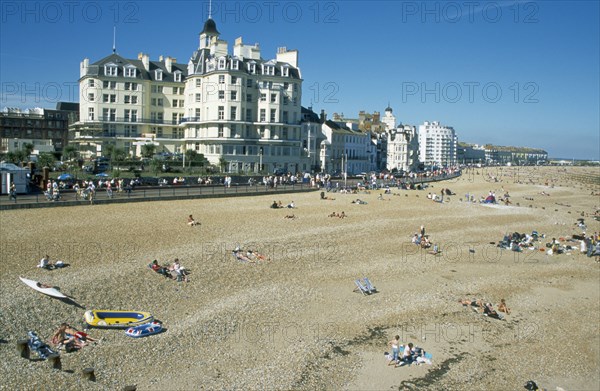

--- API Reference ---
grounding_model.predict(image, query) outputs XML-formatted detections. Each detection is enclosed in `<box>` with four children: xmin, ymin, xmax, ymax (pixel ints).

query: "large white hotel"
<box><xmin>71</xmin><ymin>16</ymin><xmax>308</xmax><ymax>173</ymax></box>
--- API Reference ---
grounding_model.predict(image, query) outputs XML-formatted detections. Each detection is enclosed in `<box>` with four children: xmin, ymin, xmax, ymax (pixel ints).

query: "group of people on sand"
<box><xmin>51</xmin><ymin>323</ymin><xmax>98</xmax><ymax>352</ymax></box>
<box><xmin>187</xmin><ymin>214</ymin><xmax>200</xmax><ymax>227</ymax></box>
<box><xmin>459</xmin><ymin>298</ymin><xmax>510</xmax><ymax>320</ymax></box>
<box><xmin>150</xmin><ymin>259</ymin><xmax>189</xmax><ymax>282</ymax></box>
<box><xmin>328</xmin><ymin>211</ymin><xmax>347</xmax><ymax>219</ymax></box>
<box><xmin>37</xmin><ymin>255</ymin><xmax>66</xmax><ymax>270</ymax></box>
<box><xmin>410</xmin><ymin>226</ymin><xmax>439</xmax><ymax>254</ymax></box>
<box><xmin>232</xmin><ymin>247</ymin><xmax>269</xmax><ymax>263</ymax></box>
<box><xmin>386</xmin><ymin>336</ymin><xmax>431</xmax><ymax>367</ymax></box>
<box><xmin>270</xmin><ymin>200</ymin><xmax>296</xmax><ymax>209</ymax></box>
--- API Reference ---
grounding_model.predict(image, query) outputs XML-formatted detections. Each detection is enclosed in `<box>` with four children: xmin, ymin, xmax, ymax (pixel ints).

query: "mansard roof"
<box><xmin>88</xmin><ymin>53</ymin><xmax>188</xmax><ymax>82</ymax></box>
<box><xmin>188</xmin><ymin>51</ymin><xmax>301</xmax><ymax>79</ymax></box>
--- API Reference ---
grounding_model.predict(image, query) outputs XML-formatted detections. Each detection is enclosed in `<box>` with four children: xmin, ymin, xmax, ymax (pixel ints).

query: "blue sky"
<box><xmin>1</xmin><ymin>1</ymin><xmax>598</xmax><ymax>159</ymax></box>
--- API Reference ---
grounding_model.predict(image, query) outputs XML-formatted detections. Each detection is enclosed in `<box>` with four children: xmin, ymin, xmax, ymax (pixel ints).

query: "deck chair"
<box><xmin>354</xmin><ymin>279</ymin><xmax>370</xmax><ymax>295</ymax></box>
<box><xmin>363</xmin><ymin>277</ymin><xmax>377</xmax><ymax>293</ymax></box>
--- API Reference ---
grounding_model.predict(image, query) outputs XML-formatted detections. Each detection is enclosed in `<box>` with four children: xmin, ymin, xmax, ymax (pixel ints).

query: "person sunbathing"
<box><xmin>37</xmin><ymin>255</ymin><xmax>53</xmax><ymax>269</ymax></box>
<box><xmin>459</xmin><ymin>298</ymin><xmax>484</xmax><ymax>310</ymax></box>
<box><xmin>497</xmin><ymin>299</ymin><xmax>510</xmax><ymax>315</ymax></box>
<box><xmin>328</xmin><ymin>211</ymin><xmax>337</xmax><ymax>217</ymax></box>
<box><xmin>150</xmin><ymin>260</ymin><xmax>170</xmax><ymax>278</ymax></box>
<box><xmin>339</xmin><ymin>211</ymin><xmax>346</xmax><ymax>219</ymax></box>
<box><xmin>233</xmin><ymin>249</ymin><xmax>253</xmax><ymax>262</ymax></box>
<box><xmin>246</xmin><ymin>250</ymin><xmax>269</xmax><ymax>262</ymax></box>
<box><xmin>483</xmin><ymin>303</ymin><xmax>503</xmax><ymax>319</ymax></box>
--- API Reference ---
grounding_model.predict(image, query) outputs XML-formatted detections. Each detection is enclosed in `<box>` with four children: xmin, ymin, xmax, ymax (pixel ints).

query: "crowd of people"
<box><xmin>386</xmin><ymin>336</ymin><xmax>432</xmax><ymax>367</ymax></box>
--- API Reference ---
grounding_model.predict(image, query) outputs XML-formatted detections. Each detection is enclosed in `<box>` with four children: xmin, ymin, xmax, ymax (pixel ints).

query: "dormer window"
<box><xmin>218</xmin><ymin>57</ymin><xmax>226</xmax><ymax>70</ymax></box>
<box><xmin>174</xmin><ymin>71</ymin><xmax>182</xmax><ymax>82</ymax></box>
<box><xmin>263</xmin><ymin>65</ymin><xmax>275</xmax><ymax>76</ymax></box>
<box><xmin>281</xmin><ymin>66</ymin><xmax>289</xmax><ymax>77</ymax></box>
<box><xmin>105</xmin><ymin>64</ymin><xmax>118</xmax><ymax>76</ymax></box>
<box><xmin>155</xmin><ymin>69</ymin><xmax>163</xmax><ymax>81</ymax></box>
<box><xmin>124</xmin><ymin>65</ymin><xmax>137</xmax><ymax>78</ymax></box>
<box><xmin>231</xmin><ymin>60</ymin><xmax>239</xmax><ymax>70</ymax></box>
<box><xmin>248</xmin><ymin>62</ymin><xmax>256</xmax><ymax>74</ymax></box>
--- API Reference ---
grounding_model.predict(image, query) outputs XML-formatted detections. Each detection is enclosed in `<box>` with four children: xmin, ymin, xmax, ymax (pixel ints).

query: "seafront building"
<box><xmin>417</xmin><ymin>121</ymin><xmax>458</xmax><ymax>167</ymax></box>
<box><xmin>70</xmin><ymin>16</ymin><xmax>309</xmax><ymax>174</ymax></box>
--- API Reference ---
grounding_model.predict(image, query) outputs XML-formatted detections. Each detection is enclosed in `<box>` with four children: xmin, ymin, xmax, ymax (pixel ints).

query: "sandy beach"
<box><xmin>1</xmin><ymin>166</ymin><xmax>599</xmax><ymax>391</ymax></box>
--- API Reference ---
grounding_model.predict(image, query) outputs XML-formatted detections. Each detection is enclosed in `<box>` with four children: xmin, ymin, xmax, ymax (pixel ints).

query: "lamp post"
<box><xmin>258</xmin><ymin>147</ymin><xmax>263</xmax><ymax>174</ymax></box>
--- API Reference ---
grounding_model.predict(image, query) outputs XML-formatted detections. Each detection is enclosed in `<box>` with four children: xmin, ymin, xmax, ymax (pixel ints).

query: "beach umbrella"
<box><xmin>57</xmin><ymin>173</ymin><xmax>73</xmax><ymax>181</ymax></box>
<box><xmin>95</xmin><ymin>173</ymin><xmax>110</xmax><ymax>178</ymax></box>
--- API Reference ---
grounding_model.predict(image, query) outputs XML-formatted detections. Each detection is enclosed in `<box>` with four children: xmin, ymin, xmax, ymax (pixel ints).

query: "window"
<box><xmin>263</xmin><ymin>65</ymin><xmax>274</xmax><ymax>75</ymax></box>
<box><xmin>155</xmin><ymin>70</ymin><xmax>163</xmax><ymax>81</ymax></box>
<box><xmin>231</xmin><ymin>60</ymin><xmax>239</xmax><ymax>70</ymax></box>
<box><xmin>218</xmin><ymin>75</ymin><xmax>225</xmax><ymax>84</ymax></box>
<box><xmin>157</xmin><ymin>127</ymin><xmax>163</xmax><ymax>137</ymax></box>
<box><xmin>230</xmin><ymin>76</ymin><xmax>237</xmax><ymax>85</ymax></box>
<box><xmin>248</xmin><ymin>63</ymin><xmax>256</xmax><ymax>74</ymax></box>
<box><xmin>282</xmin><ymin>66</ymin><xmax>289</xmax><ymax>77</ymax></box>
<box><xmin>195</xmin><ymin>93</ymin><xmax>201</xmax><ymax>102</ymax></box>
<box><xmin>230</xmin><ymin>91</ymin><xmax>237</xmax><ymax>101</ymax></box>
<box><xmin>172</xmin><ymin>113</ymin><xmax>178</xmax><ymax>124</ymax></box>
<box><xmin>230</xmin><ymin>106</ymin><xmax>237</xmax><ymax>120</ymax></box>
<box><xmin>157</xmin><ymin>98</ymin><xmax>163</xmax><ymax>106</ymax></box>
<box><xmin>157</xmin><ymin>113</ymin><xmax>163</xmax><ymax>121</ymax></box>
<box><xmin>283</xmin><ymin>111</ymin><xmax>288</xmax><ymax>123</ymax></box>
<box><xmin>131</xmin><ymin>96</ymin><xmax>138</xmax><ymax>104</ymax></box>
<box><xmin>195</xmin><ymin>108</ymin><xmax>201</xmax><ymax>119</ymax></box>
<box><xmin>124</xmin><ymin>66</ymin><xmax>136</xmax><ymax>77</ymax></box>
<box><xmin>283</xmin><ymin>96</ymin><xmax>289</xmax><ymax>105</ymax></box>
<box><xmin>103</xmin><ymin>81</ymin><xmax>116</xmax><ymax>89</ymax></box>
<box><xmin>246</xmin><ymin>94</ymin><xmax>252</xmax><ymax>102</ymax></box>
<box><xmin>246</xmin><ymin>109</ymin><xmax>252</xmax><ymax>122</ymax></box>
<box><xmin>247</xmin><ymin>78</ymin><xmax>253</xmax><ymax>88</ymax></box>
<box><xmin>218</xmin><ymin>106</ymin><xmax>225</xmax><ymax>120</ymax></box>
<box><xmin>270</xmin><ymin>94</ymin><xmax>277</xmax><ymax>103</ymax></box>
<box><xmin>151</xmin><ymin>98</ymin><xmax>157</xmax><ymax>106</ymax></box>
<box><xmin>124</xmin><ymin>109</ymin><xmax>131</xmax><ymax>122</ymax></box>
<box><xmin>282</xmin><ymin>127</ymin><xmax>288</xmax><ymax>139</ymax></box>
<box><xmin>151</xmin><ymin>85</ymin><xmax>164</xmax><ymax>93</ymax></box>
<box><xmin>109</xmin><ymin>109</ymin><xmax>116</xmax><ymax>121</ymax></box>
<box><xmin>270</xmin><ymin>109</ymin><xmax>276</xmax><ymax>122</ymax></box>
<box><xmin>218</xmin><ymin>58</ymin><xmax>226</xmax><ymax>69</ymax></box>
<box><xmin>218</xmin><ymin>124</ymin><xmax>224</xmax><ymax>137</ymax></box>
<box><xmin>88</xmin><ymin>79</ymin><xmax>95</xmax><ymax>87</ymax></box>
<box><xmin>131</xmin><ymin>110</ymin><xmax>137</xmax><ymax>122</ymax></box>
<box><xmin>173</xmin><ymin>100</ymin><xmax>179</xmax><ymax>108</ymax></box>
<box><xmin>88</xmin><ymin>93</ymin><xmax>95</xmax><ymax>102</ymax></box>
<box><xmin>195</xmin><ymin>79</ymin><xmax>202</xmax><ymax>87</ymax></box>
<box><xmin>124</xmin><ymin>95</ymin><xmax>130</xmax><ymax>104</ymax></box>
<box><xmin>283</xmin><ymin>82</ymin><xmax>289</xmax><ymax>90</ymax></box>
<box><xmin>260</xmin><ymin>93</ymin><xmax>266</xmax><ymax>102</ymax></box>
<box><xmin>88</xmin><ymin>107</ymin><xmax>94</xmax><ymax>121</ymax></box>
<box><xmin>218</xmin><ymin>91</ymin><xmax>225</xmax><ymax>100</ymax></box>
<box><xmin>174</xmin><ymin>72</ymin><xmax>182</xmax><ymax>82</ymax></box>
<box><xmin>102</xmin><ymin>94</ymin><xmax>116</xmax><ymax>103</ymax></box>
<box><xmin>105</xmin><ymin>64</ymin><xmax>117</xmax><ymax>76</ymax></box>
<box><xmin>260</xmin><ymin>109</ymin><xmax>266</xmax><ymax>122</ymax></box>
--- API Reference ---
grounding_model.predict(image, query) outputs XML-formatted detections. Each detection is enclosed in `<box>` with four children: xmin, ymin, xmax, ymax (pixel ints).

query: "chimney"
<box><xmin>138</xmin><ymin>53</ymin><xmax>150</xmax><ymax>71</ymax></box>
<box><xmin>320</xmin><ymin>109</ymin><xmax>327</xmax><ymax>122</ymax></box>
<box><xmin>165</xmin><ymin>56</ymin><xmax>175</xmax><ymax>73</ymax></box>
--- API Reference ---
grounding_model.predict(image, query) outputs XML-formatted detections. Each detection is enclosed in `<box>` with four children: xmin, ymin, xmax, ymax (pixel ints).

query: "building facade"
<box><xmin>71</xmin><ymin>16</ymin><xmax>308</xmax><ymax>173</ymax></box>
<box><xmin>386</xmin><ymin>124</ymin><xmax>419</xmax><ymax>173</ymax></box>
<box><xmin>1</xmin><ymin>103</ymin><xmax>78</xmax><ymax>154</ymax></box>
<box><xmin>417</xmin><ymin>121</ymin><xmax>457</xmax><ymax>167</ymax></box>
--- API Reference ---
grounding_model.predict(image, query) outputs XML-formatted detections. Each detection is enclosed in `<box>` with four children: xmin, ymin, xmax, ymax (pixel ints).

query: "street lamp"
<box><xmin>258</xmin><ymin>147</ymin><xmax>263</xmax><ymax>173</ymax></box>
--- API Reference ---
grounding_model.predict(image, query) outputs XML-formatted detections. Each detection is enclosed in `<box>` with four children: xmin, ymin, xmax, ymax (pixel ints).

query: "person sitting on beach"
<box><xmin>401</xmin><ymin>343</ymin><xmax>414</xmax><ymax>364</ymax></box>
<box><xmin>51</xmin><ymin>323</ymin><xmax>96</xmax><ymax>351</ymax></box>
<box><xmin>428</xmin><ymin>243</ymin><xmax>440</xmax><ymax>255</ymax></box>
<box><xmin>271</xmin><ymin>200</ymin><xmax>279</xmax><ymax>209</ymax></box>
<box><xmin>388</xmin><ymin>335</ymin><xmax>401</xmax><ymax>366</ymax></box>
<box><xmin>169</xmin><ymin>258</ymin><xmax>189</xmax><ymax>282</ymax></box>
<box><xmin>277</xmin><ymin>201</ymin><xmax>283</xmax><ymax>208</ymax></box>
<box><xmin>339</xmin><ymin>211</ymin><xmax>346</xmax><ymax>219</ymax></box>
<box><xmin>497</xmin><ymin>299</ymin><xmax>510</xmax><ymax>315</ymax></box>
<box><xmin>420</xmin><ymin>236</ymin><xmax>431</xmax><ymax>249</ymax></box>
<box><xmin>37</xmin><ymin>255</ymin><xmax>53</xmax><ymax>270</ymax></box>
<box><xmin>328</xmin><ymin>211</ymin><xmax>337</xmax><ymax>217</ymax></box>
<box><xmin>187</xmin><ymin>214</ymin><xmax>199</xmax><ymax>226</ymax></box>
<box><xmin>150</xmin><ymin>260</ymin><xmax>170</xmax><ymax>277</ymax></box>
<box><xmin>411</xmin><ymin>234</ymin><xmax>421</xmax><ymax>246</ymax></box>
<box><xmin>287</xmin><ymin>201</ymin><xmax>296</xmax><ymax>209</ymax></box>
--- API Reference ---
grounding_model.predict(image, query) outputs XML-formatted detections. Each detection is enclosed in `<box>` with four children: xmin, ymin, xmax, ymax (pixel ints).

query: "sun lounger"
<box><xmin>363</xmin><ymin>277</ymin><xmax>377</xmax><ymax>293</ymax></box>
<box><xmin>354</xmin><ymin>279</ymin><xmax>370</xmax><ymax>295</ymax></box>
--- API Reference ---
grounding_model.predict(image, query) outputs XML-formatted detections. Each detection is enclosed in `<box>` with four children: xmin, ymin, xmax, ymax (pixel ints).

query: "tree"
<box><xmin>38</xmin><ymin>153</ymin><xmax>56</xmax><ymax>169</ymax></box>
<box><xmin>63</xmin><ymin>145</ymin><xmax>77</xmax><ymax>161</ymax></box>
<box><xmin>141</xmin><ymin>144</ymin><xmax>156</xmax><ymax>158</ymax></box>
<box><xmin>219</xmin><ymin>157</ymin><xmax>228</xmax><ymax>173</ymax></box>
<box><xmin>149</xmin><ymin>158</ymin><xmax>162</xmax><ymax>176</ymax></box>
<box><xmin>185</xmin><ymin>149</ymin><xmax>197</xmax><ymax>168</ymax></box>
<box><xmin>23</xmin><ymin>143</ymin><xmax>34</xmax><ymax>157</ymax></box>
<box><xmin>111</xmin><ymin>148</ymin><xmax>127</xmax><ymax>168</ymax></box>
